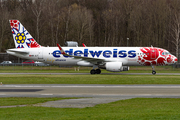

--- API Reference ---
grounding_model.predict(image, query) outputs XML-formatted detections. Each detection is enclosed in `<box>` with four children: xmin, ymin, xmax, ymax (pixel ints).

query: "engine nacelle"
<box><xmin>105</xmin><ymin>62</ymin><xmax>129</xmax><ymax>72</ymax></box>
<box><xmin>105</xmin><ymin>62</ymin><xmax>123</xmax><ymax>72</ymax></box>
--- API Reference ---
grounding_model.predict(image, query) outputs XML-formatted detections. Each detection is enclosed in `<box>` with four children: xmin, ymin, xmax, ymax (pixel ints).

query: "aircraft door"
<box><xmin>38</xmin><ymin>48</ymin><xmax>43</xmax><ymax>59</ymax></box>
<box><xmin>151</xmin><ymin>49</ymin><xmax>156</xmax><ymax>59</ymax></box>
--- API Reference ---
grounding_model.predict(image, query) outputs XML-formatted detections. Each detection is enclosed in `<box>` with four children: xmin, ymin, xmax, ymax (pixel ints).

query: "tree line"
<box><xmin>0</xmin><ymin>0</ymin><xmax>180</xmax><ymax>60</ymax></box>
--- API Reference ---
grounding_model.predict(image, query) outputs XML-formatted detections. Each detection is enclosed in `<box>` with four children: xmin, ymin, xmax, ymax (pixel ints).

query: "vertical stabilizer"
<box><xmin>9</xmin><ymin>20</ymin><xmax>41</xmax><ymax>48</ymax></box>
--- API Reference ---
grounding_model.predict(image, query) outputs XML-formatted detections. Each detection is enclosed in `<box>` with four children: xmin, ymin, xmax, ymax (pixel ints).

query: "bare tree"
<box><xmin>0</xmin><ymin>4</ymin><xmax>9</xmax><ymax>52</ymax></box>
<box><xmin>29</xmin><ymin>0</ymin><xmax>45</xmax><ymax>43</ymax></box>
<box><xmin>0</xmin><ymin>0</ymin><xmax>180</xmax><ymax>55</ymax></box>
<box><xmin>68</xmin><ymin>4</ymin><xmax>94</xmax><ymax>44</ymax></box>
<box><xmin>61</xmin><ymin>6</ymin><xmax>71</xmax><ymax>43</ymax></box>
<box><xmin>169</xmin><ymin>3</ymin><xmax>180</xmax><ymax>60</ymax></box>
<box><xmin>44</xmin><ymin>0</ymin><xmax>58</xmax><ymax>46</ymax></box>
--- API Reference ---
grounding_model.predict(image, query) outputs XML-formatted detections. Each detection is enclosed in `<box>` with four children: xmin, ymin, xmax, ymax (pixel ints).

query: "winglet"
<box><xmin>82</xmin><ymin>43</ymin><xmax>86</xmax><ymax>47</ymax></box>
<box><xmin>57</xmin><ymin>44</ymin><xmax>66</xmax><ymax>55</ymax></box>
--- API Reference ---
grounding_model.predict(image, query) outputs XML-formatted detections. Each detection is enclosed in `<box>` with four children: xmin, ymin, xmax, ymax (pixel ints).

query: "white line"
<box><xmin>41</xmin><ymin>94</ymin><xmax>53</xmax><ymax>95</ymax></box>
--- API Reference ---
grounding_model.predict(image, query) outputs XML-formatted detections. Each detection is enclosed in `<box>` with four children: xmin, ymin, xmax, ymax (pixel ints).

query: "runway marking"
<box><xmin>41</xmin><ymin>94</ymin><xmax>53</xmax><ymax>96</ymax></box>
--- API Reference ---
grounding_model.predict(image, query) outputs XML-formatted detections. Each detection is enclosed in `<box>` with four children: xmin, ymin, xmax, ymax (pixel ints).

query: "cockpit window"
<box><xmin>162</xmin><ymin>52</ymin><xmax>170</xmax><ymax>55</ymax></box>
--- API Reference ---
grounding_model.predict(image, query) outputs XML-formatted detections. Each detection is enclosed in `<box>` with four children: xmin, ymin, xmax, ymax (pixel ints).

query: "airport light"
<box><xmin>127</xmin><ymin>38</ymin><xmax>129</xmax><ymax>47</ymax></box>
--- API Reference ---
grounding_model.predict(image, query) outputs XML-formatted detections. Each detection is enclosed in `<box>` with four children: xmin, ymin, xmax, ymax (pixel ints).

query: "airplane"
<box><xmin>7</xmin><ymin>20</ymin><xmax>178</xmax><ymax>75</ymax></box>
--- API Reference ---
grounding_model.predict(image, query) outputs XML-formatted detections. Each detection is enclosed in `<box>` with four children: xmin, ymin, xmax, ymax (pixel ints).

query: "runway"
<box><xmin>1</xmin><ymin>84</ymin><xmax>180</xmax><ymax>98</ymax></box>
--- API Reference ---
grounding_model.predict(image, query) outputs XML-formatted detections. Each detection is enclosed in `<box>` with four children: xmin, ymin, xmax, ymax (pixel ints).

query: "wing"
<box><xmin>57</xmin><ymin>44</ymin><xmax>110</xmax><ymax>65</ymax></box>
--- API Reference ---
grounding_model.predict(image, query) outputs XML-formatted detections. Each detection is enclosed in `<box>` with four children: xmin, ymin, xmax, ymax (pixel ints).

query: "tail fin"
<box><xmin>9</xmin><ymin>20</ymin><xmax>41</xmax><ymax>48</ymax></box>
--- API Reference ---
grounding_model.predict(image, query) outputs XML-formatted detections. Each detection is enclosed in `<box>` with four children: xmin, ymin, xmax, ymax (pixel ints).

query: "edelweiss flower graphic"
<box><xmin>15</xmin><ymin>33</ymin><xmax>26</xmax><ymax>44</ymax></box>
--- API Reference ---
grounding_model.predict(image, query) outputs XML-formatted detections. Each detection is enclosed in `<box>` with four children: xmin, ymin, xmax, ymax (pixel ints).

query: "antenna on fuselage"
<box><xmin>151</xmin><ymin>45</ymin><xmax>153</xmax><ymax>48</ymax></box>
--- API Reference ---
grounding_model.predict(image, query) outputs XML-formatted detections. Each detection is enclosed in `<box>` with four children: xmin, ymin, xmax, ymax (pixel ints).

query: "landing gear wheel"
<box><xmin>152</xmin><ymin>70</ymin><xmax>156</xmax><ymax>75</ymax></box>
<box><xmin>151</xmin><ymin>65</ymin><xmax>156</xmax><ymax>75</ymax></box>
<box><xmin>96</xmin><ymin>69</ymin><xmax>101</xmax><ymax>74</ymax></box>
<box><xmin>90</xmin><ymin>69</ymin><xmax>96</xmax><ymax>74</ymax></box>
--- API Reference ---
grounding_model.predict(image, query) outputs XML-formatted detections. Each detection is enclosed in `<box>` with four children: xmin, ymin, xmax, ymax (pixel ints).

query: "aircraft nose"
<box><xmin>167</xmin><ymin>55</ymin><xmax>178</xmax><ymax>64</ymax></box>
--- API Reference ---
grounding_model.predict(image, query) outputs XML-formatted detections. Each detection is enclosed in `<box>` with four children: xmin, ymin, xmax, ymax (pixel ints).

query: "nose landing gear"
<box><xmin>152</xmin><ymin>70</ymin><xmax>156</xmax><ymax>75</ymax></box>
<box><xmin>152</xmin><ymin>66</ymin><xmax>156</xmax><ymax>75</ymax></box>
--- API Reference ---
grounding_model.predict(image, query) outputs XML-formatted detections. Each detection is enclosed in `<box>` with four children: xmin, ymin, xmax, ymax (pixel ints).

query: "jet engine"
<box><xmin>105</xmin><ymin>62</ymin><xmax>129</xmax><ymax>72</ymax></box>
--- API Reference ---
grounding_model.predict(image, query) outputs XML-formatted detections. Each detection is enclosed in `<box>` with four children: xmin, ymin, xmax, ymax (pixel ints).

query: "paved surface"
<box><xmin>1</xmin><ymin>84</ymin><xmax>180</xmax><ymax>108</ymax></box>
<box><xmin>35</xmin><ymin>97</ymin><xmax>133</xmax><ymax>108</ymax></box>
<box><xmin>1</xmin><ymin>84</ymin><xmax>180</xmax><ymax>97</ymax></box>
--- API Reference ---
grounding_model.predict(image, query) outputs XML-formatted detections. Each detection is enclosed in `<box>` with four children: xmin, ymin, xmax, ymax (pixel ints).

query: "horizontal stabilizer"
<box><xmin>6</xmin><ymin>49</ymin><xmax>29</xmax><ymax>55</ymax></box>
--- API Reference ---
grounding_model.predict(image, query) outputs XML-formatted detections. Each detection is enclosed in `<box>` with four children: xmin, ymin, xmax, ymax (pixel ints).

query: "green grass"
<box><xmin>0</xmin><ymin>66</ymin><xmax>87</xmax><ymax>73</ymax></box>
<box><xmin>0</xmin><ymin>66</ymin><xmax>180</xmax><ymax>84</ymax></box>
<box><xmin>0</xmin><ymin>98</ymin><xmax>180</xmax><ymax>120</ymax></box>
<box><xmin>0</xmin><ymin>74</ymin><xmax>180</xmax><ymax>84</ymax></box>
<box><xmin>0</xmin><ymin>97</ymin><xmax>69</xmax><ymax>106</ymax></box>
<box><xmin>0</xmin><ymin>65</ymin><xmax>180</xmax><ymax>73</ymax></box>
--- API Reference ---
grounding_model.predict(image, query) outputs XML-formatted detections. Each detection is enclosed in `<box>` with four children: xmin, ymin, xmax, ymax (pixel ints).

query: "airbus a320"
<box><xmin>7</xmin><ymin>20</ymin><xmax>178</xmax><ymax>74</ymax></box>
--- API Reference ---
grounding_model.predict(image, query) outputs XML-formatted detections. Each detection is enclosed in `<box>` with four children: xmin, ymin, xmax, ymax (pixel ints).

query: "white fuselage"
<box><xmin>6</xmin><ymin>46</ymin><xmax>177</xmax><ymax>67</ymax></box>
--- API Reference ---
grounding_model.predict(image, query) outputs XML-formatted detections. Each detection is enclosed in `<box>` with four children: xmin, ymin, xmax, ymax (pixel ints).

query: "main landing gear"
<box><xmin>90</xmin><ymin>65</ymin><xmax>101</xmax><ymax>74</ymax></box>
<box><xmin>152</xmin><ymin>66</ymin><xmax>156</xmax><ymax>75</ymax></box>
<box><xmin>90</xmin><ymin>69</ymin><xmax>101</xmax><ymax>74</ymax></box>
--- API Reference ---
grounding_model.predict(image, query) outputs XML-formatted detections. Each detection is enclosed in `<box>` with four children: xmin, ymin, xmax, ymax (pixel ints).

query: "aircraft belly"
<box><xmin>126</xmin><ymin>58</ymin><xmax>139</xmax><ymax>66</ymax></box>
<box><xmin>45</xmin><ymin>56</ymin><xmax>80</xmax><ymax>66</ymax></box>
<box><xmin>58</xmin><ymin>59</ymin><xmax>79</xmax><ymax>66</ymax></box>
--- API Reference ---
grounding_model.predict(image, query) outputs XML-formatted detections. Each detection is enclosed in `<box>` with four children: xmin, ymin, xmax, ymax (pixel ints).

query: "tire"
<box><xmin>90</xmin><ymin>69</ymin><xmax>96</xmax><ymax>74</ymax></box>
<box><xmin>152</xmin><ymin>70</ymin><xmax>156</xmax><ymax>75</ymax></box>
<box><xmin>96</xmin><ymin>69</ymin><xmax>101</xmax><ymax>74</ymax></box>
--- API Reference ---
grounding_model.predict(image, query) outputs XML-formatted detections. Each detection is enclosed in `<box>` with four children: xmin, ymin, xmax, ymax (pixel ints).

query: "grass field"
<box><xmin>0</xmin><ymin>97</ymin><xmax>69</xmax><ymax>106</ymax></box>
<box><xmin>0</xmin><ymin>98</ymin><xmax>180</xmax><ymax>120</ymax></box>
<box><xmin>0</xmin><ymin>74</ymin><xmax>180</xmax><ymax>84</ymax></box>
<box><xmin>0</xmin><ymin>65</ymin><xmax>179</xmax><ymax>73</ymax></box>
<box><xmin>0</xmin><ymin>66</ymin><xmax>180</xmax><ymax>84</ymax></box>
